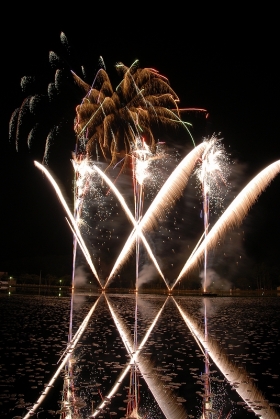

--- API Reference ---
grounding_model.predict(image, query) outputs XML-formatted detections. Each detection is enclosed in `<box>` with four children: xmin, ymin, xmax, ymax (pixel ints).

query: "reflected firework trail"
<box><xmin>90</xmin><ymin>296</ymin><xmax>188</xmax><ymax>419</ymax></box>
<box><xmin>22</xmin><ymin>292</ymin><xmax>279</xmax><ymax>419</ymax></box>
<box><xmin>174</xmin><ymin>298</ymin><xmax>280</xmax><ymax>419</ymax></box>
<box><xmin>91</xmin><ymin>295</ymin><xmax>167</xmax><ymax>417</ymax></box>
<box><xmin>202</xmin><ymin>299</ymin><xmax>215</xmax><ymax>419</ymax></box>
<box><xmin>23</xmin><ymin>296</ymin><xmax>101</xmax><ymax>419</ymax></box>
<box><xmin>107</xmin><ymin>142</ymin><xmax>207</xmax><ymax>283</ymax></box>
<box><xmin>173</xmin><ymin>160</ymin><xmax>280</xmax><ymax>288</ymax></box>
<box><xmin>34</xmin><ymin>161</ymin><xmax>101</xmax><ymax>286</ymax></box>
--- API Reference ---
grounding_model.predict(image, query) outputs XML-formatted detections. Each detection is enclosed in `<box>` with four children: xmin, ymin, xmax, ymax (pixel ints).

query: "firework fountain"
<box><xmin>33</xmin><ymin>151</ymin><xmax>280</xmax><ymax>419</ymax></box>
<box><xmin>194</xmin><ymin>135</ymin><xmax>231</xmax><ymax>293</ymax></box>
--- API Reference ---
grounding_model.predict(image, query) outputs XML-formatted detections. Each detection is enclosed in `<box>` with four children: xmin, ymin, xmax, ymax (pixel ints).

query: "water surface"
<box><xmin>0</xmin><ymin>291</ymin><xmax>279</xmax><ymax>418</ymax></box>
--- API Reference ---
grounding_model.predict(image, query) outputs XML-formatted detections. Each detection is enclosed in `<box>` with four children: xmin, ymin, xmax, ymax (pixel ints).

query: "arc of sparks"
<box><xmin>172</xmin><ymin>159</ymin><xmax>280</xmax><ymax>289</ymax></box>
<box><xmin>23</xmin><ymin>295</ymin><xmax>101</xmax><ymax>419</ymax></box>
<box><xmin>90</xmin><ymin>164</ymin><xmax>168</xmax><ymax>289</ymax></box>
<box><xmin>107</xmin><ymin>142</ymin><xmax>207</xmax><ymax>284</ymax></box>
<box><xmin>173</xmin><ymin>298</ymin><xmax>280</xmax><ymax>419</ymax></box>
<box><xmin>34</xmin><ymin>161</ymin><xmax>102</xmax><ymax>286</ymax></box>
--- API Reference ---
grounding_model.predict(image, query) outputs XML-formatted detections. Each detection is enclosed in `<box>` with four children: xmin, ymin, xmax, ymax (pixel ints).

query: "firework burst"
<box><xmin>73</xmin><ymin>59</ymin><xmax>207</xmax><ymax>170</ymax></box>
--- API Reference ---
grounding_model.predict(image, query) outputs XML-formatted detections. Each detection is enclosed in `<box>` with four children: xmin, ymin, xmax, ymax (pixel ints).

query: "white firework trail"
<box><xmin>34</xmin><ymin>161</ymin><xmax>101</xmax><ymax>286</ymax></box>
<box><xmin>173</xmin><ymin>159</ymin><xmax>280</xmax><ymax>287</ymax></box>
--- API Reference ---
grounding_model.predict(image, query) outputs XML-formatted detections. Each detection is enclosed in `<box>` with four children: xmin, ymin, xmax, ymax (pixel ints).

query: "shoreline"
<box><xmin>1</xmin><ymin>284</ymin><xmax>279</xmax><ymax>297</ymax></box>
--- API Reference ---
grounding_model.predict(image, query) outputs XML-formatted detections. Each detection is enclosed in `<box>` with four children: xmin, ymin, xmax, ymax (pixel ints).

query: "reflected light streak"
<box><xmin>174</xmin><ymin>299</ymin><xmax>280</xmax><ymax>419</ymax></box>
<box><xmin>173</xmin><ymin>160</ymin><xmax>280</xmax><ymax>288</ymax></box>
<box><xmin>172</xmin><ymin>297</ymin><xmax>206</xmax><ymax>356</ymax></box>
<box><xmin>23</xmin><ymin>296</ymin><xmax>101</xmax><ymax>419</ymax></box>
<box><xmin>91</xmin><ymin>296</ymin><xmax>188</xmax><ymax>419</ymax></box>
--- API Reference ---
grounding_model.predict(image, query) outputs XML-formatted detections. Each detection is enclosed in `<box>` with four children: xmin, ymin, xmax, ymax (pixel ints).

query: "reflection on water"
<box><xmin>0</xmin><ymin>290</ymin><xmax>280</xmax><ymax>418</ymax></box>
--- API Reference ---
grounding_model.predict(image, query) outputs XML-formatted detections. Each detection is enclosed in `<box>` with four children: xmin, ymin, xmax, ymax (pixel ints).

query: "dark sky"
<box><xmin>1</xmin><ymin>12</ymin><xmax>279</xmax><ymax>282</ymax></box>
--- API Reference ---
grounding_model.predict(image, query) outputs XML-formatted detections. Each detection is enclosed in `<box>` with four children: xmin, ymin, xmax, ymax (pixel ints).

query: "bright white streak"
<box><xmin>173</xmin><ymin>160</ymin><xmax>280</xmax><ymax>287</ymax></box>
<box><xmin>172</xmin><ymin>297</ymin><xmax>206</xmax><ymax>356</ymax></box>
<box><xmin>34</xmin><ymin>161</ymin><xmax>101</xmax><ymax>286</ymax></box>
<box><xmin>108</xmin><ymin>142</ymin><xmax>207</xmax><ymax>282</ymax></box>
<box><xmin>106</xmin><ymin>296</ymin><xmax>133</xmax><ymax>354</ymax></box>
<box><xmin>174</xmin><ymin>299</ymin><xmax>280</xmax><ymax>419</ymax></box>
<box><xmin>188</xmin><ymin>227</ymin><xmax>209</xmax><ymax>263</ymax></box>
<box><xmin>92</xmin><ymin>297</ymin><xmax>185</xmax><ymax>419</ymax></box>
<box><xmin>23</xmin><ymin>296</ymin><xmax>101</xmax><ymax>419</ymax></box>
<box><xmin>90</xmin><ymin>164</ymin><xmax>167</xmax><ymax>288</ymax></box>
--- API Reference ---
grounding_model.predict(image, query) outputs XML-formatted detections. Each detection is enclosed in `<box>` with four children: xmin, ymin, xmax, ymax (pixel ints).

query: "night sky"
<box><xmin>1</xmin><ymin>12</ymin><xmax>279</xmax><ymax>283</ymax></box>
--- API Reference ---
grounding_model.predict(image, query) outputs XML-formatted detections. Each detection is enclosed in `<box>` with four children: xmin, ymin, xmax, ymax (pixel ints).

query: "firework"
<box><xmin>107</xmin><ymin>142</ymin><xmax>206</xmax><ymax>285</ymax></box>
<box><xmin>34</xmin><ymin>161</ymin><xmax>101</xmax><ymax>286</ymax></box>
<box><xmin>73</xmin><ymin>60</ymin><xmax>202</xmax><ymax>170</ymax></box>
<box><xmin>173</xmin><ymin>159</ymin><xmax>280</xmax><ymax>288</ymax></box>
<box><xmin>10</xmin><ymin>32</ymin><xmax>205</xmax><ymax>168</ymax></box>
<box><xmin>194</xmin><ymin>135</ymin><xmax>231</xmax><ymax>292</ymax></box>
